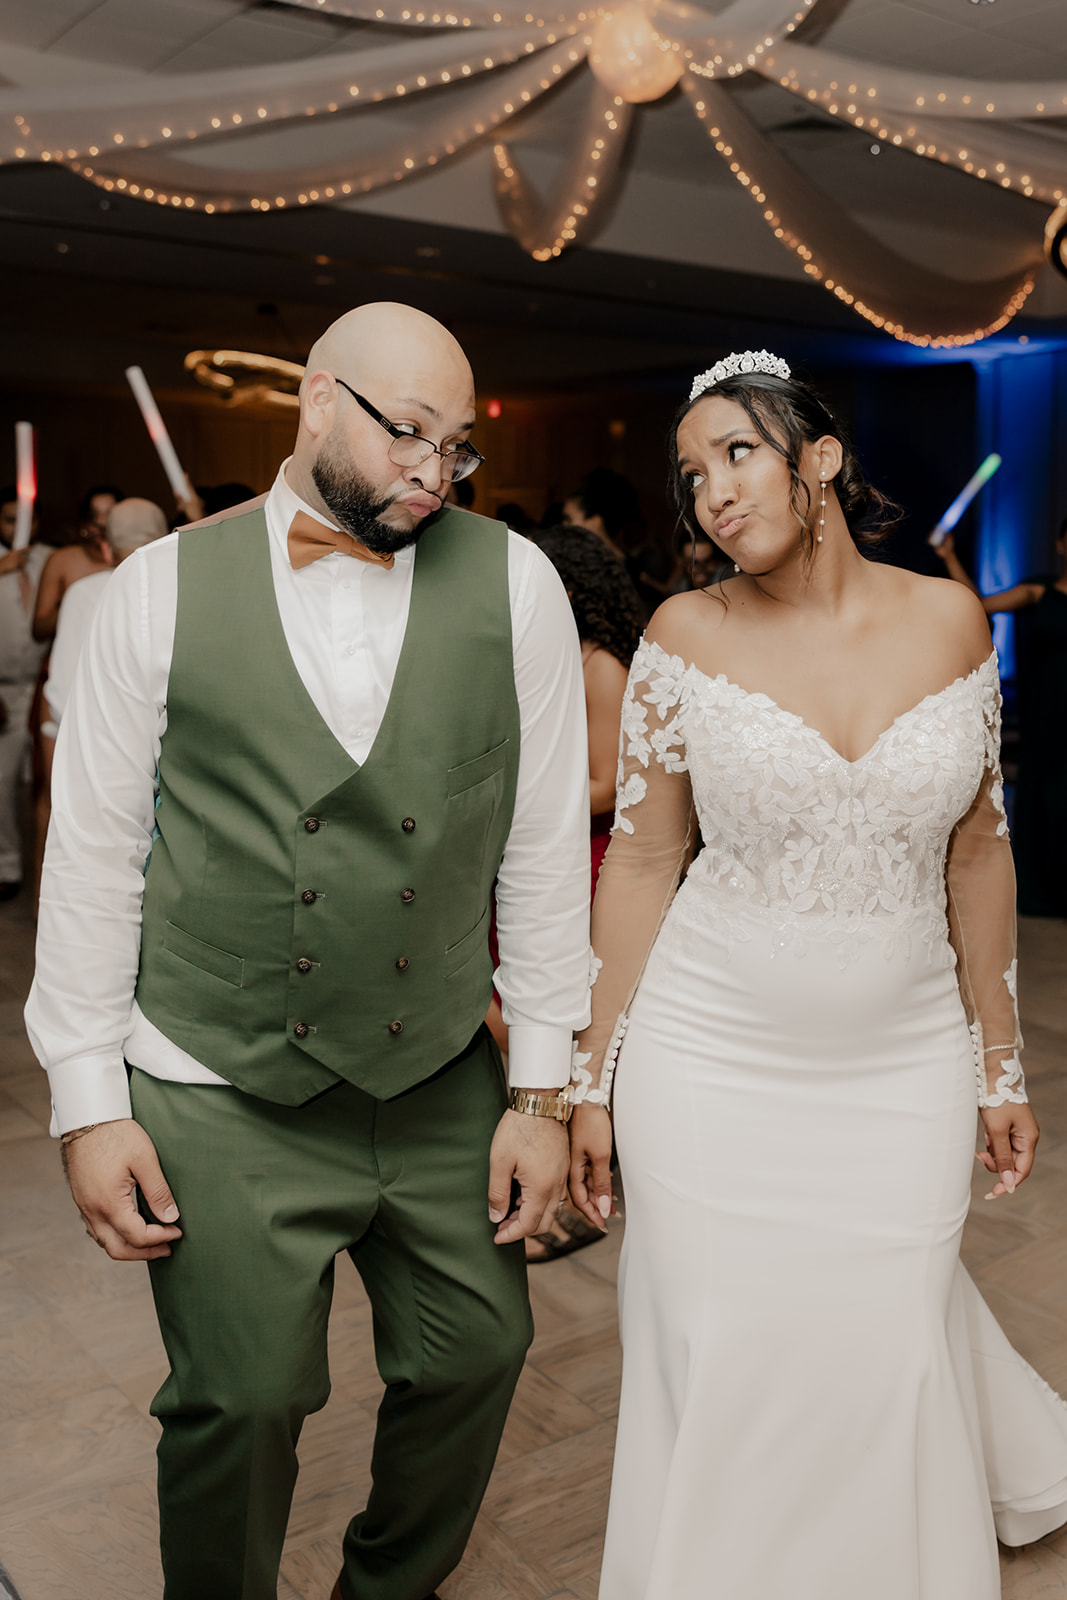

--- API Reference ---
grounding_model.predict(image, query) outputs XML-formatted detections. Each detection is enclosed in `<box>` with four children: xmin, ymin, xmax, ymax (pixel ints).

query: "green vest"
<box><xmin>135</xmin><ymin>504</ymin><xmax>520</xmax><ymax>1103</ymax></box>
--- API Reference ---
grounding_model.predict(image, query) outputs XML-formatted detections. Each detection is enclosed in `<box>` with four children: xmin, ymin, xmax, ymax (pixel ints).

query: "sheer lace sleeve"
<box><xmin>569</xmin><ymin>638</ymin><xmax>697</xmax><ymax>1108</ymax></box>
<box><xmin>945</xmin><ymin>661</ymin><xmax>1026</xmax><ymax>1109</ymax></box>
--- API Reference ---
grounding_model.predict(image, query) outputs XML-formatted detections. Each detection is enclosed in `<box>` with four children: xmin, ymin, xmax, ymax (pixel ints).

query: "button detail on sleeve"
<box><xmin>395</xmin><ymin>956</ymin><xmax>410</xmax><ymax>972</ymax></box>
<box><xmin>400</xmin><ymin>888</ymin><xmax>415</xmax><ymax>903</ymax></box>
<box><xmin>301</xmin><ymin>889</ymin><xmax>318</xmax><ymax>905</ymax></box>
<box><xmin>304</xmin><ymin>817</ymin><xmax>321</xmax><ymax>834</ymax></box>
<box><xmin>293</xmin><ymin>1022</ymin><xmax>310</xmax><ymax>1039</ymax></box>
<box><xmin>389</xmin><ymin>1020</ymin><xmax>404</xmax><ymax>1036</ymax></box>
<box><xmin>296</xmin><ymin>957</ymin><xmax>313</xmax><ymax>974</ymax></box>
<box><xmin>401</xmin><ymin>817</ymin><xmax>416</xmax><ymax>833</ymax></box>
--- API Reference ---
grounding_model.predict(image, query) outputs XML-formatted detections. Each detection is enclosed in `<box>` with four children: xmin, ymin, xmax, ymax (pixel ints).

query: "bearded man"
<box><xmin>27</xmin><ymin>303</ymin><xmax>591</xmax><ymax>1600</ymax></box>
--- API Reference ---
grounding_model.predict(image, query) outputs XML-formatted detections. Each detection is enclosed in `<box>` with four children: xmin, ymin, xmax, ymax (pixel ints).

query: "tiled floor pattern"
<box><xmin>1</xmin><ymin>884</ymin><xmax>1065</xmax><ymax>1599</ymax></box>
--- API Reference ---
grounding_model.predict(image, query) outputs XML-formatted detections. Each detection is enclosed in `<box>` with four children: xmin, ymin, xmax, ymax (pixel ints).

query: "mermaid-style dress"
<box><xmin>573</xmin><ymin>639</ymin><xmax>1067</xmax><ymax>1600</ymax></box>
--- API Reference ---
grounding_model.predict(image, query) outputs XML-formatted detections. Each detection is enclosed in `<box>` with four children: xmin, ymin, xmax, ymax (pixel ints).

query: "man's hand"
<box><xmin>0</xmin><ymin>547</ymin><xmax>28</xmax><ymax>577</ymax></box>
<box><xmin>487</xmin><ymin>1107</ymin><xmax>569</xmax><ymax>1245</ymax></box>
<box><xmin>63</xmin><ymin>1118</ymin><xmax>183</xmax><ymax>1261</ymax></box>
<box><xmin>978</xmin><ymin>1101</ymin><xmax>1039</xmax><ymax>1200</ymax></box>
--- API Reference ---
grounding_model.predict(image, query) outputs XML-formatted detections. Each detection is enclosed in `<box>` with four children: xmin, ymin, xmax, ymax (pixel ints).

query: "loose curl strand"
<box><xmin>667</xmin><ymin>372</ymin><xmax>901</xmax><ymax>560</ymax></box>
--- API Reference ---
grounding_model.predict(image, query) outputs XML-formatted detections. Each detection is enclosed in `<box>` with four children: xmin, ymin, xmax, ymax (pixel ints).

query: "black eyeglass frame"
<box><xmin>333</xmin><ymin>377</ymin><xmax>484</xmax><ymax>482</ymax></box>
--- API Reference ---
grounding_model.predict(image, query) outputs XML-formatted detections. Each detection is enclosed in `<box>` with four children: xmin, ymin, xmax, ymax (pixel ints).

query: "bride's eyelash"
<box><xmin>729</xmin><ymin>439</ymin><xmax>759</xmax><ymax>461</ymax></box>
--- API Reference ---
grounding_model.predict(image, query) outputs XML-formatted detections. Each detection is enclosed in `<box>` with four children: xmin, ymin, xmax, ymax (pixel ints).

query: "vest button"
<box><xmin>304</xmin><ymin>817</ymin><xmax>321</xmax><ymax>834</ymax></box>
<box><xmin>293</xmin><ymin>1021</ymin><xmax>310</xmax><ymax>1039</ymax></box>
<box><xmin>301</xmin><ymin>889</ymin><xmax>318</xmax><ymax>905</ymax></box>
<box><xmin>401</xmin><ymin>817</ymin><xmax>416</xmax><ymax>833</ymax></box>
<box><xmin>296</xmin><ymin>957</ymin><xmax>313</xmax><ymax>974</ymax></box>
<box><xmin>395</xmin><ymin>956</ymin><xmax>410</xmax><ymax>972</ymax></box>
<box><xmin>389</xmin><ymin>1020</ymin><xmax>404</xmax><ymax>1036</ymax></box>
<box><xmin>400</xmin><ymin>887</ymin><xmax>416</xmax><ymax>903</ymax></box>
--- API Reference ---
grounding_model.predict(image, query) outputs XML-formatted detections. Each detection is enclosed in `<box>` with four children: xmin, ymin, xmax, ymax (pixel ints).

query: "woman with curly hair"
<box><xmin>488</xmin><ymin>525</ymin><xmax>643</xmax><ymax>1262</ymax></box>
<box><xmin>534</xmin><ymin>525</ymin><xmax>645</xmax><ymax>885</ymax></box>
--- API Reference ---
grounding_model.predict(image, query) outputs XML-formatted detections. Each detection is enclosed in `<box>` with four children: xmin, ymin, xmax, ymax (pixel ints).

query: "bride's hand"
<box><xmin>977</xmin><ymin>1102</ymin><xmax>1039</xmax><ymax>1199</ymax></box>
<box><xmin>569</xmin><ymin>1103</ymin><xmax>614</xmax><ymax>1233</ymax></box>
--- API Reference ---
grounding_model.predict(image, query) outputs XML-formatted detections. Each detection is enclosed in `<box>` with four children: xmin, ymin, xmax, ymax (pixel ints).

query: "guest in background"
<box><xmin>936</xmin><ymin>520</ymin><xmax>1067</xmax><ymax>917</ymax></box>
<box><xmin>562</xmin><ymin>467</ymin><xmax>670</xmax><ymax>617</ymax></box>
<box><xmin>490</xmin><ymin>524</ymin><xmax>644</xmax><ymax>1262</ymax></box>
<box><xmin>44</xmin><ymin>499</ymin><xmax>170</xmax><ymax>733</ymax></box>
<box><xmin>534</xmin><ymin>526</ymin><xmax>644</xmax><ymax>888</ymax></box>
<box><xmin>562</xmin><ymin>467</ymin><xmax>640</xmax><ymax>560</ymax></box>
<box><xmin>170</xmin><ymin>483</ymin><xmax>257</xmax><ymax>530</ymax></box>
<box><xmin>496</xmin><ymin>501</ymin><xmax>537</xmax><ymax>535</ymax></box>
<box><xmin>446</xmin><ymin>476</ymin><xmax>475</xmax><ymax>509</ymax></box>
<box><xmin>0</xmin><ymin>487</ymin><xmax>49</xmax><ymax>900</ymax></box>
<box><xmin>80</xmin><ymin>484</ymin><xmax>123</xmax><ymax>549</ymax></box>
<box><xmin>33</xmin><ymin>484</ymin><xmax>122</xmax><ymax>642</ymax></box>
<box><xmin>674</xmin><ymin>528</ymin><xmax>722</xmax><ymax>592</ymax></box>
<box><xmin>36</xmin><ymin>499</ymin><xmax>171</xmax><ymax>899</ymax></box>
<box><xmin>198</xmin><ymin>482</ymin><xmax>256</xmax><ymax>520</ymax></box>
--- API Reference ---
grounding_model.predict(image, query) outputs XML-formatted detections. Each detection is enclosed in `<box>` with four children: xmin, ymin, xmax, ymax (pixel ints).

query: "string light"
<box><xmin>688</xmin><ymin>84</ymin><xmax>1036</xmax><ymax>347</ymax></box>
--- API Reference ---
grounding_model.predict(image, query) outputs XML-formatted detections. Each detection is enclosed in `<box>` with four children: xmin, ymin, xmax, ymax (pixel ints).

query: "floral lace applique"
<box><xmin>569</xmin><ymin>1013</ymin><xmax>630</xmax><ymax>1107</ymax></box>
<box><xmin>622</xmin><ymin>641</ymin><xmax>1001</xmax><ymax>967</ymax></box>
<box><xmin>980</xmin><ymin>1054</ymin><xmax>1027</xmax><ymax>1108</ymax></box>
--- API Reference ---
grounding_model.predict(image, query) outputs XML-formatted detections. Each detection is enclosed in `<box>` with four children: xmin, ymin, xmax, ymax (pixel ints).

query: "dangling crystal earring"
<box><xmin>817</xmin><ymin>476</ymin><xmax>826</xmax><ymax>543</ymax></box>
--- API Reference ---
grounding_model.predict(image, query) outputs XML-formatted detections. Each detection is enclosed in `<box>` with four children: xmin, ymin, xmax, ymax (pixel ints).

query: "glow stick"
<box><xmin>928</xmin><ymin>453</ymin><xmax>1001</xmax><ymax>547</ymax></box>
<box><xmin>13</xmin><ymin>421</ymin><xmax>36</xmax><ymax>550</ymax></box>
<box><xmin>125</xmin><ymin>365</ymin><xmax>192</xmax><ymax>503</ymax></box>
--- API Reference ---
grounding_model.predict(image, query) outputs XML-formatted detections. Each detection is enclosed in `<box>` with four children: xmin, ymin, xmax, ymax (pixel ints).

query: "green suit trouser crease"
<box><xmin>130</xmin><ymin>1030</ymin><xmax>532</xmax><ymax>1600</ymax></box>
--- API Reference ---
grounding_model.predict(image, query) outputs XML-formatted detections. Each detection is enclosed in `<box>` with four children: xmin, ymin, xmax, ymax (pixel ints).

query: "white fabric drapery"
<box><xmin>0</xmin><ymin>0</ymin><xmax>1061</xmax><ymax>343</ymax></box>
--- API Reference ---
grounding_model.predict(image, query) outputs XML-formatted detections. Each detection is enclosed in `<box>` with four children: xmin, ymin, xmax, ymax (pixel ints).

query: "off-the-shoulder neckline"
<box><xmin>634</xmin><ymin>639</ymin><xmax>997</xmax><ymax>768</ymax></box>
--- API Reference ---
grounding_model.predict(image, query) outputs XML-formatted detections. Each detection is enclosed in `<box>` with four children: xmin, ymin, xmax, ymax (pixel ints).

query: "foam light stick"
<box><xmin>927</xmin><ymin>453</ymin><xmax>1002</xmax><ymax>547</ymax></box>
<box><xmin>125</xmin><ymin>365</ymin><xmax>192</xmax><ymax>504</ymax></box>
<box><xmin>13</xmin><ymin>421</ymin><xmax>36</xmax><ymax>550</ymax></box>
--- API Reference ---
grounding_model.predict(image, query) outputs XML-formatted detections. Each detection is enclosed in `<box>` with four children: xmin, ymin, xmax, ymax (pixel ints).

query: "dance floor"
<box><xmin>1</xmin><ymin>885</ymin><xmax>1066</xmax><ymax>1599</ymax></box>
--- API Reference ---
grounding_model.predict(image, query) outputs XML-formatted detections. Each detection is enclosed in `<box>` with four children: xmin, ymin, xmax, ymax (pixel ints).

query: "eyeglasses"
<box><xmin>333</xmin><ymin>378</ymin><xmax>484</xmax><ymax>483</ymax></box>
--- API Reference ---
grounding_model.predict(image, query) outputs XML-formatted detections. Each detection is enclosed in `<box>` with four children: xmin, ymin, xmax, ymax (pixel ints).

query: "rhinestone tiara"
<box><xmin>689</xmin><ymin>350</ymin><xmax>791</xmax><ymax>403</ymax></box>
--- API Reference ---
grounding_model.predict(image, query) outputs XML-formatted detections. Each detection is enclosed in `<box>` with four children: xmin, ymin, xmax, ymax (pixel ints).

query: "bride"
<box><xmin>567</xmin><ymin>352</ymin><xmax>1067</xmax><ymax>1600</ymax></box>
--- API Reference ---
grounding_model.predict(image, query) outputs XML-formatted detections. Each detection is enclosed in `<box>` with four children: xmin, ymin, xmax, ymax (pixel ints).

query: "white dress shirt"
<box><xmin>27</xmin><ymin>463</ymin><xmax>591</xmax><ymax>1135</ymax></box>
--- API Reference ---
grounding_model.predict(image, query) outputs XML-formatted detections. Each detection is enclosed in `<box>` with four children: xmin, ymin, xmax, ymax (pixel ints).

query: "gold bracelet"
<box><xmin>60</xmin><ymin>1123</ymin><xmax>101</xmax><ymax>1146</ymax></box>
<box><xmin>508</xmin><ymin>1088</ymin><xmax>573</xmax><ymax>1124</ymax></box>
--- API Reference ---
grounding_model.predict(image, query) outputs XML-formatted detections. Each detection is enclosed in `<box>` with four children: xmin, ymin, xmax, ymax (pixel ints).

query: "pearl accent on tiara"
<box><xmin>689</xmin><ymin>350</ymin><xmax>792</xmax><ymax>403</ymax></box>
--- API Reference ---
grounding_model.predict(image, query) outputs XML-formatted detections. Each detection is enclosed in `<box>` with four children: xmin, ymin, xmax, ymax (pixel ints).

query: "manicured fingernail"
<box><xmin>984</xmin><ymin>1191</ymin><xmax>997</xmax><ymax>1201</ymax></box>
<box><xmin>161</xmin><ymin>1205</ymin><xmax>179</xmax><ymax>1223</ymax></box>
<box><xmin>488</xmin><ymin>1208</ymin><xmax>504</xmax><ymax>1224</ymax></box>
<box><xmin>597</xmin><ymin>1194</ymin><xmax>612</xmax><ymax>1219</ymax></box>
<box><xmin>1001</xmin><ymin>1171</ymin><xmax>1016</xmax><ymax>1194</ymax></box>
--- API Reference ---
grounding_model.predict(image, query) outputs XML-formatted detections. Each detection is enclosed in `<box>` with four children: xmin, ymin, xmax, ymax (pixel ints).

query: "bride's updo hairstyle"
<box><xmin>668</xmin><ymin>363</ymin><xmax>900</xmax><ymax>557</ymax></box>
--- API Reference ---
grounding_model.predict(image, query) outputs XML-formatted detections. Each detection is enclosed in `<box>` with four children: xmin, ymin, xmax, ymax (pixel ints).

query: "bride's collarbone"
<box><xmin>649</xmin><ymin>629</ymin><xmax>984</xmax><ymax>764</ymax></box>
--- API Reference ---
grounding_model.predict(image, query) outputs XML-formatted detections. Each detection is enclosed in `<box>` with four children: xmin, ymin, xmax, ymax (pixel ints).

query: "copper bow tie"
<box><xmin>287</xmin><ymin>509</ymin><xmax>395</xmax><ymax>571</ymax></box>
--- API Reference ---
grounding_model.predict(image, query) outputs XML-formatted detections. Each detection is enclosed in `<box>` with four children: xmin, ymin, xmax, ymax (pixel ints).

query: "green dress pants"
<box><xmin>130</xmin><ymin>1030</ymin><xmax>532</xmax><ymax>1600</ymax></box>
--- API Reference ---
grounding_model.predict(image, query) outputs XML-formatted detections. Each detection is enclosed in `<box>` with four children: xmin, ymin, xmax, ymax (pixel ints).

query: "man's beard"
<box><xmin>311</xmin><ymin>438</ymin><xmax>436</xmax><ymax>556</ymax></box>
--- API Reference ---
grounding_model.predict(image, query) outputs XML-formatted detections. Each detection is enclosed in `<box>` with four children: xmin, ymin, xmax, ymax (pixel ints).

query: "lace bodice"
<box><xmin>572</xmin><ymin>639</ymin><xmax>1025</xmax><ymax>1112</ymax></box>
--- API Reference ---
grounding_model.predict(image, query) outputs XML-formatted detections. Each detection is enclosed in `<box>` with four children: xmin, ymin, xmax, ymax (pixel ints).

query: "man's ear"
<box><xmin>300</xmin><ymin>370</ymin><xmax>336</xmax><ymax>441</ymax></box>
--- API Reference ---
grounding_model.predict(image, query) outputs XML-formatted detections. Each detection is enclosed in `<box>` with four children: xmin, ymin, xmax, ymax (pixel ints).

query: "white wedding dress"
<box><xmin>574</xmin><ymin>639</ymin><xmax>1067</xmax><ymax>1600</ymax></box>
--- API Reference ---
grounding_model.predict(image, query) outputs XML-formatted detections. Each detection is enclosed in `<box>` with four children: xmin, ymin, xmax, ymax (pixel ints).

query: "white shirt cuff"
<box><xmin>47</xmin><ymin>1055</ymin><xmax>134</xmax><ymax>1138</ymax></box>
<box><xmin>506</xmin><ymin>1024</ymin><xmax>573</xmax><ymax>1090</ymax></box>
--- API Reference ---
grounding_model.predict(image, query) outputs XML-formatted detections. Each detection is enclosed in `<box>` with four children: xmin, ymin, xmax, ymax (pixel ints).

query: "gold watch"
<box><xmin>508</xmin><ymin>1088</ymin><xmax>573</xmax><ymax>1124</ymax></box>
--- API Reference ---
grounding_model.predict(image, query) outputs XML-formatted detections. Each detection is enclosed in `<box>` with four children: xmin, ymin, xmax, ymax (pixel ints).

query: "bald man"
<box><xmin>28</xmin><ymin>304</ymin><xmax>591</xmax><ymax>1600</ymax></box>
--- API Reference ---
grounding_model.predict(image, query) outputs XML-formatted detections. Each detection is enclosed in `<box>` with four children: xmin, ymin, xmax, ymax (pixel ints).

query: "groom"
<box><xmin>27</xmin><ymin>303</ymin><xmax>591</xmax><ymax>1600</ymax></box>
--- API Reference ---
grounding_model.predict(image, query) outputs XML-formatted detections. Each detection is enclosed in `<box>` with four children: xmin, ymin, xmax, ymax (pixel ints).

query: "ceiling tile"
<box><xmin>46</xmin><ymin>0</ymin><xmax>248</xmax><ymax>70</ymax></box>
<box><xmin>161</xmin><ymin>6</ymin><xmax>353</xmax><ymax>71</ymax></box>
<box><xmin>0</xmin><ymin>1</ymin><xmax>102</xmax><ymax>52</ymax></box>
